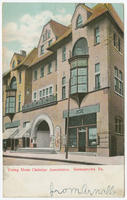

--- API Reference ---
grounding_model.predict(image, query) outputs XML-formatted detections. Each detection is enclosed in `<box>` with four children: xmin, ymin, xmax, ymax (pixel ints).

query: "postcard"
<box><xmin>1</xmin><ymin>0</ymin><xmax>126</xmax><ymax>199</ymax></box>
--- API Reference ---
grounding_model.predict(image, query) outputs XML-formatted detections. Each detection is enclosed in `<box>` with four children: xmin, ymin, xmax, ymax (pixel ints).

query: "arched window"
<box><xmin>10</xmin><ymin>77</ymin><xmax>17</xmax><ymax>89</ymax></box>
<box><xmin>72</xmin><ymin>38</ymin><xmax>88</xmax><ymax>56</ymax></box>
<box><xmin>76</xmin><ymin>15</ymin><xmax>83</xmax><ymax>28</ymax></box>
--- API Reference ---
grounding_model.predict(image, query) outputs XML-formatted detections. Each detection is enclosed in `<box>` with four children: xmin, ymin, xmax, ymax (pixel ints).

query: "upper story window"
<box><xmin>48</xmin><ymin>30</ymin><xmax>51</xmax><ymax>39</ymax></box>
<box><xmin>94</xmin><ymin>27</ymin><xmax>100</xmax><ymax>44</ymax></box>
<box><xmin>72</xmin><ymin>38</ymin><xmax>88</xmax><ymax>56</ymax></box>
<box><xmin>55</xmin><ymin>59</ymin><xmax>57</xmax><ymax>71</ymax></box>
<box><xmin>12</xmin><ymin>60</ymin><xmax>16</xmax><ymax>69</ymax></box>
<box><xmin>114</xmin><ymin>66</ymin><xmax>123</xmax><ymax>96</ymax></box>
<box><xmin>41</xmin><ymin>45</ymin><xmax>44</xmax><ymax>55</ymax></box>
<box><xmin>33</xmin><ymin>69</ymin><xmax>38</xmax><ymax>81</ymax></box>
<box><xmin>33</xmin><ymin>91</ymin><xmax>37</xmax><ymax>102</ymax></box>
<box><xmin>118</xmin><ymin>37</ymin><xmax>121</xmax><ymax>52</ymax></box>
<box><xmin>76</xmin><ymin>14</ymin><xmax>83</xmax><ymax>28</ymax></box>
<box><xmin>48</xmin><ymin>39</ymin><xmax>52</xmax><ymax>47</ymax></box>
<box><xmin>115</xmin><ymin>117</ymin><xmax>122</xmax><ymax>134</ymax></box>
<box><xmin>113</xmin><ymin>33</ymin><xmax>117</xmax><ymax>47</ymax></box>
<box><xmin>39</xmin><ymin>90</ymin><xmax>42</xmax><ymax>99</ymax></box>
<box><xmin>10</xmin><ymin>77</ymin><xmax>17</xmax><ymax>89</ymax></box>
<box><xmin>19</xmin><ymin>71</ymin><xmax>22</xmax><ymax>84</ymax></box>
<box><xmin>18</xmin><ymin>94</ymin><xmax>21</xmax><ymax>112</ymax></box>
<box><xmin>40</xmin><ymin>65</ymin><xmax>44</xmax><ymax>78</ymax></box>
<box><xmin>95</xmin><ymin>63</ymin><xmax>100</xmax><ymax>90</ymax></box>
<box><xmin>62</xmin><ymin>46</ymin><xmax>66</xmax><ymax>62</ymax></box>
<box><xmin>48</xmin><ymin>63</ymin><xmax>52</xmax><ymax>74</ymax></box>
<box><xmin>49</xmin><ymin>86</ymin><xmax>53</xmax><ymax>96</ymax></box>
<box><xmin>6</xmin><ymin>96</ymin><xmax>16</xmax><ymax>114</ymax></box>
<box><xmin>62</xmin><ymin>76</ymin><xmax>66</xmax><ymax>99</ymax></box>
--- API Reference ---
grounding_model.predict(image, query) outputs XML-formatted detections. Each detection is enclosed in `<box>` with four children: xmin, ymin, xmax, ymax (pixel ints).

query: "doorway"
<box><xmin>78</xmin><ymin>127</ymin><xmax>86</xmax><ymax>152</ymax></box>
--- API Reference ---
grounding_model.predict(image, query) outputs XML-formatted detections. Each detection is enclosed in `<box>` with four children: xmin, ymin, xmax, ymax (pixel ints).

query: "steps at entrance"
<box><xmin>16</xmin><ymin>148</ymin><xmax>57</xmax><ymax>154</ymax></box>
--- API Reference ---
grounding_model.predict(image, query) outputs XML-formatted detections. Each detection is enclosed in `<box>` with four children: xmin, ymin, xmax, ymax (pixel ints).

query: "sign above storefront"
<box><xmin>63</xmin><ymin>104</ymin><xmax>100</xmax><ymax>118</ymax></box>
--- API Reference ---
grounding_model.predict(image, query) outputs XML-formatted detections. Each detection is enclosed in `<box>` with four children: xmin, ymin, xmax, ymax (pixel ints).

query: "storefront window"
<box><xmin>88</xmin><ymin>127</ymin><xmax>97</xmax><ymax>147</ymax></box>
<box><xmin>68</xmin><ymin>128</ymin><xmax>77</xmax><ymax>147</ymax></box>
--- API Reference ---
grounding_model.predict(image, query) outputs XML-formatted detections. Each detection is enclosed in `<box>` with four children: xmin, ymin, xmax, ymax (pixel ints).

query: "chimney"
<box><xmin>20</xmin><ymin>50</ymin><xmax>26</xmax><ymax>57</ymax></box>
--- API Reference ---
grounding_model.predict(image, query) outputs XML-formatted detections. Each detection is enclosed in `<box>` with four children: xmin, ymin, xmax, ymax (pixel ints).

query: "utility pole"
<box><xmin>65</xmin><ymin>78</ymin><xmax>70</xmax><ymax>159</ymax></box>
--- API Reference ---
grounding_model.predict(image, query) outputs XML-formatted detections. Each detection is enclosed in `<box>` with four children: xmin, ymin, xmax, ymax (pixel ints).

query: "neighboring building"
<box><xmin>3</xmin><ymin>3</ymin><xmax>124</xmax><ymax>156</ymax></box>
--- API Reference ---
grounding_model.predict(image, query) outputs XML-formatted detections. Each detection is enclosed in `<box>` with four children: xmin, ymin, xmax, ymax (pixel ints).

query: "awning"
<box><xmin>11</xmin><ymin>123</ymin><xmax>31</xmax><ymax>139</ymax></box>
<box><xmin>3</xmin><ymin>128</ymin><xmax>18</xmax><ymax>139</ymax></box>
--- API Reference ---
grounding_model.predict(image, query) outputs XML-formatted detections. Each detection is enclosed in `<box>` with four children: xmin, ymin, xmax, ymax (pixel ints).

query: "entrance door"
<box><xmin>78</xmin><ymin>128</ymin><xmax>86</xmax><ymax>152</ymax></box>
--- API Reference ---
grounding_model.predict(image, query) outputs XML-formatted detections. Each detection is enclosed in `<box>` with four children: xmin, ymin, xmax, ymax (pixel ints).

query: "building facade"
<box><xmin>3</xmin><ymin>3</ymin><xmax>124</xmax><ymax>156</ymax></box>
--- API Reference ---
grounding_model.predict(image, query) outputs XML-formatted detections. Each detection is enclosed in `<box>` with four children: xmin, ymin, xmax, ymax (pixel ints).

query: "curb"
<box><xmin>3</xmin><ymin>154</ymin><xmax>102</xmax><ymax>165</ymax></box>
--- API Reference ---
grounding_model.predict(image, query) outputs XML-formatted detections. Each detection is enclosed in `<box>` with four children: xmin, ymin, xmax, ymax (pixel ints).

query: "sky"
<box><xmin>2</xmin><ymin>2</ymin><xmax>124</xmax><ymax>73</ymax></box>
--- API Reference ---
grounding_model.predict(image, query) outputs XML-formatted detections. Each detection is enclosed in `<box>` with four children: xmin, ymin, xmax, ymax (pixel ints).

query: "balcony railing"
<box><xmin>22</xmin><ymin>95</ymin><xmax>57</xmax><ymax>112</ymax></box>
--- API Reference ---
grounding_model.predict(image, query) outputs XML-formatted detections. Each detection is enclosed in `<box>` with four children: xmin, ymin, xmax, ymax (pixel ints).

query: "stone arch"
<box><xmin>31</xmin><ymin>114</ymin><xmax>54</xmax><ymax>138</ymax></box>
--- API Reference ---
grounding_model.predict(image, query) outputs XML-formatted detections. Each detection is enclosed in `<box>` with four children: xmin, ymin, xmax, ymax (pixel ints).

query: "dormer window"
<box><xmin>12</xmin><ymin>60</ymin><xmax>16</xmax><ymax>69</ymax></box>
<box><xmin>48</xmin><ymin>30</ymin><xmax>51</xmax><ymax>38</ymax></box>
<box><xmin>41</xmin><ymin>45</ymin><xmax>44</xmax><ymax>55</ymax></box>
<box><xmin>76</xmin><ymin>15</ymin><xmax>83</xmax><ymax>28</ymax></box>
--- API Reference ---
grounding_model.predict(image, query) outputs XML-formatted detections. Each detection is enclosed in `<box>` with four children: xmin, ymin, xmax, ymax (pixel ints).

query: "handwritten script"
<box><xmin>50</xmin><ymin>182</ymin><xmax>116</xmax><ymax>197</ymax></box>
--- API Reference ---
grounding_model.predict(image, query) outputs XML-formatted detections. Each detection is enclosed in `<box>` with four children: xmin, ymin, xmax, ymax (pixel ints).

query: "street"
<box><xmin>3</xmin><ymin>157</ymin><xmax>80</xmax><ymax>165</ymax></box>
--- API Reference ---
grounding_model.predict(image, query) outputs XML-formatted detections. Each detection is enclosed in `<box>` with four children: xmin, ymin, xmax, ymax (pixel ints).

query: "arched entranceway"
<box><xmin>36</xmin><ymin>121</ymin><xmax>50</xmax><ymax>148</ymax></box>
<box><xmin>31</xmin><ymin>114</ymin><xmax>54</xmax><ymax>148</ymax></box>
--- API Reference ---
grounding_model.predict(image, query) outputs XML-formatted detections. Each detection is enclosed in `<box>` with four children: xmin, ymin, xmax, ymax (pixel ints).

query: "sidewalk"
<box><xmin>3</xmin><ymin>151</ymin><xmax>124</xmax><ymax>165</ymax></box>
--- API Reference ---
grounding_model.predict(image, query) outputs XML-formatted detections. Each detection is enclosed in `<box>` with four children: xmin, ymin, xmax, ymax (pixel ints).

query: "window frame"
<box><xmin>41</xmin><ymin>45</ymin><xmax>44</xmax><ymax>55</ymax></box>
<box><xmin>48</xmin><ymin>62</ymin><xmax>52</xmax><ymax>74</ymax></box>
<box><xmin>94</xmin><ymin>27</ymin><xmax>100</xmax><ymax>44</ymax></box>
<box><xmin>19</xmin><ymin>71</ymin><xmax>22</xmax><ymax>84</ymax></box>
<box><xmin>95</xmin><ymin>63</ymin><xmax>100</xmax><ymax>90</ymax></box>
<box><xmin>33</xmin><ymin>69</ymin><xmax>38</xmax><ymax>81</ymax></box>
<box><xmin>40</xmin><ymin>66</ymin><xmax>44</xmax><ymax>78</ymax></box>
<box><xmin>62</xmin><ymin>46</ymin><xmax>66</xmax><ymax>62</ymax></box>
<box><xmin>76</xmin><ymin>14</ymin><xmax>83</xmax><ymax>28</ymax></box>
<box><xmin>88</xmin><ymin>127</ymin><xmax>97</xmax><ymax>147</ymax></box>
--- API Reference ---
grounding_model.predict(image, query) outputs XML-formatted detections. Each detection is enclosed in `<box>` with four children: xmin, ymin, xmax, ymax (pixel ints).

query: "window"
<box><xmin>62</xmin><ymin>76</ymin><xmax>66</xmax><ymax>99</ymax></box>
<box><xmin>49</xmin><ymin>87</ymin><xmax>53</xmax><ymax>96</ymax></box>
<box><xmin>12</xmin><ymin>60</ymin><xmax>16</xmax><ymax>69</ymax></box>
<box><xmin>19</xmin><ymin>71</ymin><xmax>22</xmax><ymax>84</ymax></box>
<box><xmin>39</xmin><ymin>90</ymin><xmax>42</xmax><ymax>99</ymax></box>
<box><xmin>41</xmin><ymin>45</ymin><xmax>44</xmax><ymax>55</ymax></box>
<box><xmin>48</xmin><ymin>30</ymin><xmax>51</xmax><ymax>38</ymax></box>
<box><xmin>76</xmin><ymin>15</ymin><xmax>83</xmax><ymax>28</ymax></box>
<box><xmin>33</xmin><ymin>92</ymin><xmax>37</xmax><ymax>102</ymax></box>
<box><xmin>43</xmin><ymin>89</ymin><xmax>45</xmax><ymax>97</ymax></box>
<box><xmin>95</xmin><ymin>63</ymin><xmax>100</xmax><ymax>90</ymax></box>
<box><xmin>115</xmin><ymin>118</ymin><xmax>122</xmax><ymax>134</ymax></box>
<box><xmin>62</xmin><ymin>46</ymin><xmax>66</xmax><ymax>62</ymax></box>
<box><xmin>72</xmin><ymin>38</ymin><xmax>88</xmax><ymax>56</ymax></box>
<box><xmin>48</xmin><ymin>39</ymin><xmax>52</xmax><ymax>47</ymax></box>
<box><xmin>113</xmin><ymin>33</ymin><xmax>116</xmax><ymax>47</ymax></box>
<box><xmin>71</xmin><ymin>67</ymin><xmax>88</xmax><ymax>94</ymax></box>
<box><xmin>68</xmin><ymin>128</ymin><xmax>77</xmax><ymax>147</ymax></box>
<box><xmin>95</xmin><ymin>27</ymin><xmax>100</xmax><ymax>44</ymax></box>
<box><xmin>33</xmin><ymin>70</ymin><xmax>37</xmax><ymax>81</ymax></box>
<box><xmin>55</xmin><ymin>60</ymin><xmax>57</xmax><ymax>71</ymax></box>
<box><xmin>48</xmin><ymin>63</ymin><xmax>52</xmax><ymax>74</ymax></box>
<box><xmin>46</xmin><ymin>88</ymin><xmax>49</xmax><ymax>96</ymax></box>
<box><xmin>114</xmin><ymin>67</ymin><xmax>123</xmax><ymax>96</ymax></box>
<box><xmin>6</xmin><ymin>97</ymin><xmax>16</xmax><ymax>114</ymax></box>
<box><xmin>18</xmin><ymin>95</ymin><xmax>21</xmax><ymax>112</ymax></box>
<box><xmin>118</xmin><ymin>37</ymin><xmax>121</xmax><ymax>52</ymax></box>
<box><xmin>10</xmin><ymin>77</ymin><xmax>17</xmax><ymax>89</ymax></box>
<box><xmin>88</xmin><ymin>127</ymin><xmax>97</xmax><ymax>146</ymax></box>
<box><xmin>40</xmin><ymin>66</ymin><xmax>44</xmax><ymax>78</ymax></box>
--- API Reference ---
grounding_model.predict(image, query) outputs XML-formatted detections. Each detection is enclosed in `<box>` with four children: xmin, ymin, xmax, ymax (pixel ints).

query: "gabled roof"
<box><xmin>30</xmin><ymin>51</ymin><xmax>53</xmax><ymax>67</ymax></box>
<box><xmin>10</xmin><ymin>53</ymin><xmax>25</xmax><ymax>66</ymax></box>
<box><xmin>13</xmin><ymin>48</ymin><xmax>38</xmax><ymax>70</ymax></box>
<box><xmin>49</xmin><ymin>19</ymin><xmax>69</xmax><ymax>38</ymax></box>
<box><xmin>83</xmin><ymin>3</ymin><xmax>124</xmax><ymax>32</ymax></box>
<box><xmin>48</xmin><ymin>28</ymin><xmax>72</xmax><ymax>51</ymax></box>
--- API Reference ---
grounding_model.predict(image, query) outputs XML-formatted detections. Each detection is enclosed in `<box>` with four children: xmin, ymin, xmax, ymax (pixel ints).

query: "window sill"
<box><xmin>88</xmin><ymin>145</ymin><xmax>97</xmax><ymax>148</ymax></box>
<box><xmin>47</xmin><ymin>72</ymin><xmax>52</xmax><ymax>75</ymax></box>
<box><xmin>114</xmin><ymin>91</ymin><xmax>124</xmax><ymax>97</ymax></box>
<box><xmin>94</xmin><ymin>42</ymin><xmax>100</xmax><ymax>46</ymax></box>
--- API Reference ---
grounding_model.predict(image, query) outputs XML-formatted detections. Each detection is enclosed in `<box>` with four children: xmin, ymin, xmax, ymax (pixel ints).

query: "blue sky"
<box><xmin>2</xmin><ymin>3</ymin><xmax>124</xmax><ymax>73</ymax></box>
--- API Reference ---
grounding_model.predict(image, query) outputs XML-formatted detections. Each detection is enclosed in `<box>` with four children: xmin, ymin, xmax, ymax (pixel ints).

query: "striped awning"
<box><xmin>3</xmin><ymin>128</ymin><xmax>18</xmax><ymax>139</ymax></box>
<box><xmin>10</xmin><ymin>123</ymin><xmax>31</xmax><ymax>139</ymax></box>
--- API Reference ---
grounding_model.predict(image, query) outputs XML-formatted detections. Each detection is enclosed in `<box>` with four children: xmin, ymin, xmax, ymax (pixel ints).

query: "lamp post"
<box><xmin>65</xmin><ymin>78</ymin><xmax>71</xmax><ymax>159</ymax></box>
